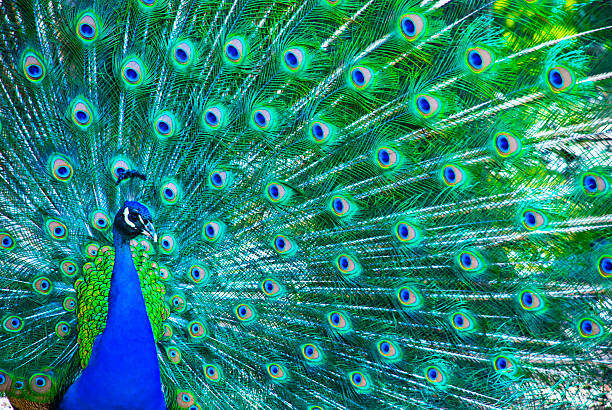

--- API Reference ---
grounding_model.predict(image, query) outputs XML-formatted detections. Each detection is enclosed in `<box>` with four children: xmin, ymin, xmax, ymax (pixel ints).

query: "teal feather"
<box><xmin>1</xmin><ymin>0</ymin><xmax>612</xmax><ymax>408</ymax></box>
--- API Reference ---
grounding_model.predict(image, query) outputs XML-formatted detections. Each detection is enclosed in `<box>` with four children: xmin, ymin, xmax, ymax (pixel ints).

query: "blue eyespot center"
<box><xmin>255</xmin><ymin>112</ymin><xmax>267</xmax><ymax>127</ymax></box>
<box><xmin>239</xmin><ymin>306</ymin><xmax>247</xmax><ymax>316</ymax></box>
<box><xmin>11</xmin><ymin>318</ymin><xmax>19</xmax><ymax>327</ymax></box>
<box><xmin>497</xmin><ymin>358</ymin><xmax>507</xmax><ymax>369</ymax></box>
<box><xmin>182</xmin><ymin>394</ymin><xmax>189</xmax><ymax>402</ymax></box>
<box><xmin>207</xmin><ymin>366</ymin><xmax>215</xmax><ymax>375</ymax></box>
<box><xmin>428</xmin><ymin>369</ymin><xmax>438</xmax><ymax>380</ymax></box>
<box><xmin>76</xmin><ymin>110</ymin><xmax>88</xmax><ymax>123</ymax></box>
<box><xmin>157</xmin><ymin>121</ymin><xmax>170</xmax><ymax>133</ymax></box>
<box><xmin>339</xmin><ymin>256</ymin><xmax>349</xmax><ymax>269</ymax></box>
<box><xmin>453</xmin><ymin>314</ymin><xmax>464</xmax><ymax>326</ymax></box>
<box><xmin>164</xmin><ymin>188</ymin><xmax>174</xmax><ymax>198</ymax></box>
<box><xmin>352</xmin><ymin>69</ymin><xmax>365</xmax><ymax>86</ymax></box>
<box><xmin>192</xmin><ymin>269</ymin><xmax>200</xmax><ymax>278</ymax></box>
<box><xmin>548</xmin><ymin>69</ymin><xmax>563</xmax><ymax>88</ymax></box>
<box><xmin>468</xmin><ymin>50</ymin><xmax>483</xmax><ymax>69</ymax></box>
<box><xmin>212</xmin><ymin>173</ymin><xmax>223</xmax><ymax>185</ymax></box>
<box><xmin>79</xmin><ymin>23</ymin><xmax>94</xmax><ymax>37</ymax></box>
<box><xmin>400</xmin><ymin>288</ymin><xmax>410</xmax><ymax>302</ymax></box>
<box><xmin>275</xmin><ymin>237</ymin><xmax>286</xmax><ymax>249</ymax></box>
<box><xmin>417</xmin><ymin>96</ymin><xmax>431</xmax><ymax>113</ymax></box>
<box><xmin>305</xmin><ymin>346</ymin><xmax>314</xmax><ymax>356</ymax></box>
<box><xmin>0</xmin><ymin>375</ymin><xmax>5</xmax><ymax>384</ymax></box>
<box><xmin>265</xmin><ymin>281</ymin><xmax>274</xmax><ymax>291</ymax></box>
<box><xmin>27</xmin><ymin>65</ymin><xmax>41</xmax><ymax>77</ymax></box>
<box><xmin>226</xmin><ymin>45</ymin><xmax>239</xmax><ymax>59</ymax></box>
<box><xmin>522</xmin><ymin>292</ymin><xmax>533</xmax><ymax>306</ymax></box>
<box><xmin>497</xmin><ymin>135</ymin><xmax>510</xmax><ymax>152</ymax></box>
<box><xmin>2</xmin><ymin>237</ymin><xmax>12</xmax><ymax>246</ymax></box>
<box><xmin>312</xmin><ymin>124</ymin><xmax>324</xmax><ymax>139</ymax></box>
<box><xmin>380</xmin><ymin>342</ymin><xmax>390</xmax><ymax>353</ymax></box>
<box><xmin>270</xmin><ymin>365</ymin><xmax>279</xmax><ymax>375</ymax></box>
<box><xmin>333</xmin><ymin>199</ymin><xmax>343</xmax><ymax>213</ymax></box>
<box><xmin>352</xmin><ymin>373</ymin><xmax>362</xmax><ymax>384</ymax></box>
<box><xmin>206</xmin><ymin>225</ymin><xmax>215</xmax><ymax>236</ymax></box>
<box><xmin>581</xmin><ymin>320</ymin><xmax>593</xmax><ymax>333</ymax></box>
<box><xmin>402</xmin><ymin>17</ymin><xmax>416</xmax><ymax>36</ymax></box>
<box><xmin>269</xmin><ymin>185</ymin><xmax>279</xmax><ymax>199</ymax></box>
<box><xmin>285</xmin><ymin>51</ymin><xmax>299</xmax><ymax>67</ymax></box>
<box><xmin>461</xmin><ymin>253</ymin><xmax>472</xmax><ymax>267</ymax></box>
<box><xmin>125</xmin><ymin>68</ymin><xmax>138</xmax><ymax>81</ymax></box>
<box><xmin>378</xmin><ymin>149</ymin><xmax>390</xmax><ymax>165</ymax></box>
<box><xmin>35</xmin><ymin>377</ymin><xmax>45</xmax><ymax>386</ymax></box>
<box><xmin>444</xmin><ymin>167</ymin><xmax>456</xmax><ymax>183</ymax></box>
<box><xmin>331</xmin><ymin>313</ymin><xmax>340</xmax><ymax>324</ymax></box>
<box><xmin>398</xmin><ymin>224</ymin><xmax>409</xmax><ymax>239</ymax></box>
<box><xmin>206</xmin><ymin>111</ymin><xmax>219</xmax><ymax>125</ymax></box>
<box><xmin>162</xmin><ymin>239</ymin><xmax>169</xmax><ymax>248</ymax></box>
<box><xmin>54</xmin><ymin>227</ymin><xmax>64</xmax><ymax>235</ymax></box>
<box><xmin>57</xmin><ymin>166</ymin><xmax>69</xmax><ymax>176</ymax></box>
<box><xmin>524</xmin><ymin>211</ymin><xmax>536</xmax><ymax>227</ymax></box>
<box><xmin>583</xmin><ymin>176</ymin><xmax>597</xmax><ymax>192</ymax></box>
<box><xmin>175</xmin><ymin>48</ymin><xmax>188</xmax><ymax>62</ymax></box>
<box><xmin>601</xmin><ymin>257</ymin><xmax>612</xmax><ymax>273</ymax></box>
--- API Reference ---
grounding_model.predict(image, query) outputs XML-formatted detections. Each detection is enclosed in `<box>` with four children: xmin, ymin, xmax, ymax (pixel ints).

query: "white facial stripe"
<box><xmin>138</xmin><ymin>215</ymin><xmax>145</xmax><ymax>226</ymax></box>
<box><xmin>123</xmin><ymin>208</ymin><xmax>136</xmax><ymax>228</ymax></box>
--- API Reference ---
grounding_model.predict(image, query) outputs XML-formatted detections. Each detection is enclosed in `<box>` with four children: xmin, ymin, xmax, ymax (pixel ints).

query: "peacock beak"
<box><xmin>142</xmin><ymin>221</ymin><xmax>158</xmax><ymax>243</ymax></box>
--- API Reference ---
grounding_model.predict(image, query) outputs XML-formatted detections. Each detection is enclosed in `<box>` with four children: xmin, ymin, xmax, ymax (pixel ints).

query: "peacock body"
<box><xmin>0</xmin><ymin>0</ymin><xmax>611</xmax><ymax>408</ymax></box>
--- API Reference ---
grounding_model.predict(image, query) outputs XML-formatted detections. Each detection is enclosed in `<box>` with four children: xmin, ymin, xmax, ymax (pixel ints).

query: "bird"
<box><xmin>0</xmin><ymin>0</ymin><xmax>610</xmax><ymax>409</ymax></box>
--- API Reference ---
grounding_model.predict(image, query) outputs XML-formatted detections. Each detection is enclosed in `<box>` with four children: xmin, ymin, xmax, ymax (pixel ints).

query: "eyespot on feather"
<box><xmin>466</xmin><ymin>47</ymin><xmax>494</xmax><ymax>73</ymax></box>
<box><xmin>60</xmin><ymin>260</ymin><xmax>78</xmax><ymax>276</ymax></box>
<box><xmin>0</xmin><ymin>370</ymin><xmax>12</xmax><ymax>392</ymax></box>
<box><xmin>70</xmin><ymin>97</ymin><xmax>95</xmax><ymax>129</ymax></box>
<box><xmin>547</xmin><ymin>66</ymin><xmax>574</xmax><ymax>93</ymax></box>
<box><xmin>121</xmin><ymin>58</ymin><xmax>145</xmax><ymax>87</ymax></box>
<box><xmin>202</xmin><ymin>221</ymin><xmax>225</xmax><ymax>242</ymax></box>
<box><xmin>494</xmin><ymin>132</ymin><xmax>521</xmax><ymax>158</ymax></box>
<box><xmin>441</xmin><ymin>164</ymin><xmax>466</xmax><ymax>187</ymax></box>
<box><xmin>160</xmin><ymin>234</ymin><xmax>176</xmax><ymax>254</ymax></box>
<box><xmin>205</xmin><ymin>364</ymin><xmax>222</xmax><ymax>382</ymax></box>
<box><xmin>188</xmin><ymin>321</ymin><xmax>206</xmax><ymax>338</ymax></box>
<box><xmin>161</xmin><ymin>181</ymin><xmax>180</xmax><ymax>204</ymax></box>
<box><xmin>349</xmin><ymin>371</ymin><xmax>370</xmax><ymax>392</ymax></box>
<box><xmin>176</xmin><ymin>391</ymin><xmax>194</xmax><ymax>408</ymax></box>
<box><xmin>224</xmin><ymin>37</ymin><xmax>246</xmax><ymax>64</ymax></box>
<box><xmin>76</xmin><ymin>12</ymin><xmax>100</xmax><ymax>42</ymax></box>
<box><xmin>252</xmin><ymin>109</ymin><xmax>273</xmax><ymax>130</ymax></box>
<box><xmin>0</xmin><ymin>233</ymin><xmax>15</xmax><ymax>251</ymax></box>
<box><xmin>91</xmin><ymin>210</ymin><xmax>111</xmax><ymax>231</ymax></box>
<box><xmin>49</xmin><ymin>154</ymin><xmax>74</xmax><ymax>182</ymax></box>
<box><xmin>261</xmin><ymin>278</ymin><xmax>282</xmax><ymax>297</ymax></box>
<box><xmin>349</xmin><ymin>66</ymin><xmax>373</xmax><ymax>90</ymax></box>
<box><xmin>33</xmin><ymin>277</ymin><xmax>52</xmax><ymax>295</ymax></box>
<box><xmin>235</xmin><ymin>303</ymin><xmax>256</xmax><ymax>322</ymax></box>
<box><xmin>598</xmin><ymin>255</ymin><xmax>612</xmax><ymax>278</ymax></box>
<box><xmin>22</xmin><ymin>51</ymin><xmax>46</xmax><ymax>82</ymax></box>
<box><xmin>425</xmin><ymin>366</ymin><xmax>446</xmax><ymax>385</ymax></box>
<box><xmin>519</xmin><ymin>290</ymin><xmax>544</xmax><ymax>311</ymax></box>
<box><xmin>3</xmin><ymin>316</ymin><xmax>24</xmax><ymax>332</ymax></box>
<box><xmin>310</xmin><ymin>121</ymin><xmax>332</xmax><ymax>143</ymax></box>
<box><xmin>397</xmin><ymin>286</ymin><xmax>422</xmax><ymax>307</ymax></box>
<box><xmin>301</xmin><ymin>343</ymin><xmax>323</xmax><ymax>363</ymax></box>
<box><xmin>111</xmin><ymin>158</ymin><xmax>131</xmax><ymax>181</ymax></box>
<box><xmin>55</xmin><ymin>321</ymin><xmax>70</xmax><ymax>338</ymax></box>
<box><xmin>415</xmin><ymin>94</ymin><xmax>441</xmax><ymax>118</ymax></box>
<box><xmin>266</xmin><ymin>182</ymin><xmax>289</xmax><ymax>203</ymax></box>
<box><xmin>457</xmin><ymin>250</ymin><xmax>484</xmax><ymax>273</ymax></box>
<box><xmin>29</xmin><ymin>373</ymin><xmax>52</xmax><ymax>395</ymax></box>
<box><xmin>578</xmin><ymin>317</ymin><xmax>604</xmax><ymax>338</ymax></box>
<box><xmin>283</xmin><ymin>48</ymin><xmax>305</xmax><ymax>72</ymax></box>
<box><xmin>581</xmin><ymin>172</ymin><xmax>608</xmax><ymax>196</ymax></box>
<box><xmin>63</xmin><ymin>297</ymin><xmax>77</xmax><ymax>311</ymax></box>
<box><xmin>172</xmin><ymin>41</ymin><xmax>194</xmax><ymax>66</ymax></box>
<box><xmin>267</xmin><ymin>363</ymin><xmax>288</xmax><ymax>381</ymax></box>
<box><xmin>335</xmin><ymin>254</ymin><xmax>361</xmax><ymax>276</ymax></box>
<box><xmin>328</xmin><ymin>311</ymin><xmax>351</xmax><ymax>332</ymax></box>
<box><xmin>399</xmin><ymin>13</ymin><xmax>426</xmax><ymax>41</ymax></box>
<box><xmin>330</xmin><ymin>195</ymin><xmax>352</xmax><ymax>217</ymax></box>
<box><xmin>376</xmin><ymin>147</ymin><xmax>400</xmax><ymax>169</ymax></box>
<box><xmin>209</xmin><ymin>170</ymin><xmax>232</xmax><ymax>190</ymax></box>
<box><xmin>521</xmin><ymin>209</ymin><xmax>548</xmax><ymax>230</ymax></box>
<box><xmin>203</xmin><ymin>106</ymin><xmax>223</xmax><ymax>129</ymax></box>
<box><xmin>46</xmin><ymin>219</ymin><xmax>68</xmax><ymax>240</ymax></box>
<box><xmin>154</xmin><ymin>112</ymin><xmax>176</xmax><ymax>138</ymax></box>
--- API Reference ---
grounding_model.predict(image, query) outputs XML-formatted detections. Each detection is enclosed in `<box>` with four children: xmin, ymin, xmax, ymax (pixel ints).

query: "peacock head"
<box><xmin>113</xmin><ymin>201</ymin><xmax>157</xmax><ymax>242</ymax></box>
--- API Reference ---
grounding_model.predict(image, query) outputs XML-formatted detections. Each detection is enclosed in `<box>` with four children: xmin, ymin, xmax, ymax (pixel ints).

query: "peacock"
<box><xmin>0</xmin><ymin>0</ymin><xmax>611</xmax><ymax>408</ymax></box>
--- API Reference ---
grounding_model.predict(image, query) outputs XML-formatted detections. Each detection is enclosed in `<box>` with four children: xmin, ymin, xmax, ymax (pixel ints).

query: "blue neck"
<box><xmin>60</xmin><ymin>230</ymin><xmax>165</xmax><ymax>409</ymax></box>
